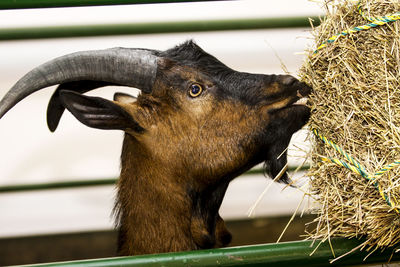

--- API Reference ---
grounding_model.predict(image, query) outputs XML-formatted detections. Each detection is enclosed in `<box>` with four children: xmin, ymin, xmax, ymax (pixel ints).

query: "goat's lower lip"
<box><xmin>292</xmin><ymin>97</ymin><xmax>308</xmax><ymax>106</ymax></box>
<box><xmin>269</xmin><ymin>97</ymin><xmax>309</xmax><ymax>114</ymax></box>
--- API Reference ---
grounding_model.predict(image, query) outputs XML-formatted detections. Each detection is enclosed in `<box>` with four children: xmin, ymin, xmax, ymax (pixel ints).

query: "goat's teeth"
<box><xmin>293</xmin><ymin>97</ymin><xmax>308</xmax><ymax>106</ymax></box>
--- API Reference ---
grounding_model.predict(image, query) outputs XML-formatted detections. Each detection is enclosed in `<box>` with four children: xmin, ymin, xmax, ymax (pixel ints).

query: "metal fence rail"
<box><xmin>0</xmin><ymin>0</ymin><xmax>230</xmax><ymax>10</ymax></box>
<box><xmin>0</xmin><ymin>16</ymin><xmax>318</xmax><ymax>41</ymax></box>
<box><xmin>17</xmin><ymin>238</ymin><xmax>400</xmax><ymax>267</ymax></box>
<box><xmin>0</xmin><ymin>166</ymin><xmax>309</xmax><ymax>193</ymax></box>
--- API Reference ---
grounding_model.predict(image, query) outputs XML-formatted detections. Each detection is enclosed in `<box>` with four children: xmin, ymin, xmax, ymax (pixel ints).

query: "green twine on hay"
<box><xmin>312</xmin><ymin>129</ymin><xmax>400</xmax><ymax>213</ymax></box>
<box><xmin>314</xmin><ymin>1</ymin><xmax>400</xmax><ymax>53</ymax></box>
<box><xmin>312</xmin><ymin>1</ymin><xmax>400</xmax><ymax>213</ymax></box>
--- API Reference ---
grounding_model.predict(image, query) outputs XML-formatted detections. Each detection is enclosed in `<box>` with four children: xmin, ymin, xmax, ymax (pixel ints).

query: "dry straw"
<box><xmin>300</xmin><ymin>0</ymin><xmax>400</xmax><ymax>252</ymax></box>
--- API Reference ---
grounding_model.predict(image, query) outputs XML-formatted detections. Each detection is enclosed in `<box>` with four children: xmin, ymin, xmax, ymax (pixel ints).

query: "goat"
<box><xmin>0</xmin><ymin>41</ymin><xmax>311</xmax><ymax>255</ymax></box>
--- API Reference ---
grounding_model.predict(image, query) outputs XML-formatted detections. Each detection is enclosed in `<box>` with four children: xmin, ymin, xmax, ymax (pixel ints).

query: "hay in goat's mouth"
<box><xmin>299</xmin><ymin>0</ymin><xmax>400</xmax><ymax>250</ymax></box>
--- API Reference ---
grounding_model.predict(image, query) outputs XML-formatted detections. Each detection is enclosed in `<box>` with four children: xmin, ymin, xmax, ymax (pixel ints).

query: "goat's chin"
<box><xmin>263</xmin><ymin>157</ymin><xmax>290</xmax><ymax>184</ymax></box>
<box><xmin>262</xmin><ymin>103</ymin><xmax>310</xmax><ymax>184</ymax></box>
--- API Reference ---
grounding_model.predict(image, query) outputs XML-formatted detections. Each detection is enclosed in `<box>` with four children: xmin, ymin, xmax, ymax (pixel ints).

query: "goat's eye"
<box><xmin>189</xmin><ymin>84</ymin><xmax>203</xmax><ymax>98</ymax></box>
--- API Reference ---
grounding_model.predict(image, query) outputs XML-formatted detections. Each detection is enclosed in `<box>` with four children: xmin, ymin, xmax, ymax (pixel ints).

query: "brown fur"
<box><xmin>115</xmin><ymin>88</ymin><xmax>267</xmax><ymax>254</ymax></box>
<box><xmin>105</xmin><ymin>48</ymin><xmax>311</xmax><ymax>254</ymax></box>
<box><xmin>13</xmin><ymin>41</ymin><xmax>311</xmax><ymax>255</ymax></box>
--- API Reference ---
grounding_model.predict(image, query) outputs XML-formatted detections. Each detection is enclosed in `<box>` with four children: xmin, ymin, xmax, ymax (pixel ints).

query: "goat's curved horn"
<box><xmin>0</xmin><ymin>48</ymin><xmax>158</xmax><ymax>119</ymax></box>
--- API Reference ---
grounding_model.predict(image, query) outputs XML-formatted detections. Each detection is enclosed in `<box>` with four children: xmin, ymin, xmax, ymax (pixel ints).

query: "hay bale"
<box><xmin>300</xmin><ymin>0</ymin><xmax>400</xmax><ymax>250</ymax></box>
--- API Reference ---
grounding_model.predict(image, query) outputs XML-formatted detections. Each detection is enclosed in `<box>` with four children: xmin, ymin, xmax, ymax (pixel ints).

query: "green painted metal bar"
<box><xmin>0</xmin><ymin>16</ymin><xmax>319</xmax><ymax>41</ymax></box>
<box><xmin>17</xmin><ymin>238</ymin><xmax>399</xmax><ymax>267</ymax></box>
<box><xmin>0</xmin><ymin>178</ymin><xmax>117</xmax><ymax>193</ymax></box>
<box><xmin>0</xmin><ymin>0</ymin><xmax>230</xmax><ymax>10</ymax></box>
<box><xmin>0</xmin><ymin>166</ymin><xmax>309</xmax><ymax>193</ymax></box>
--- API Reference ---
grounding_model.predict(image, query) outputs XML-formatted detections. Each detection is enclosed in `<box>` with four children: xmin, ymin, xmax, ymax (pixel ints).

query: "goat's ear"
<box><xmin>113</xmin><ymin>92</ymin><xmax>137</xmax><ymax>104</ymax></box>
<box><xmin>59</xmin><ymin>90</ymin><xmax>144</xmax><ymax>132</ymax></box>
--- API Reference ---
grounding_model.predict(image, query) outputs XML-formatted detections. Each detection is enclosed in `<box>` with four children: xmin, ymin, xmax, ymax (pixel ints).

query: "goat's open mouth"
<box><xmin>267</xmin><ymin>87</ymin><xmax>310</xmax><ymax>114</ymax></box>
<box><xmin>269</xmin><ymin>96</ymin><xmax>309</xmax><ymax>116</ymax></box>
<box><xmin>292</xmin><ymin>97</ymin><xmax>309</xmax><ymax>106</ymax></box>
<box><xmin>288</xmin><ymin>88</ymin><xmax>310</xmax><ymax>108</ymax></box>
<box><xmin>289</xmin><ymin>85</ymin><xmax>311</xmax><ymax>107</ymax></box>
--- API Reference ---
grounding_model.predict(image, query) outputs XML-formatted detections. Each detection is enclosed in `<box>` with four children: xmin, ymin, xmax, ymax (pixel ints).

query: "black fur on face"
<box><xmin>158</xmin><ymin>41</ymin><xmax>275</xmax><ymax>104</ymax></box>
<box><xmin>262</xmin><ymin>105</ymin><xmax>310</xmax><ymax>183</ymax></box>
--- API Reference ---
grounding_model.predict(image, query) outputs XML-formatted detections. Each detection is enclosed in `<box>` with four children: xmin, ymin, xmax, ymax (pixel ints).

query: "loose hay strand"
<box><xmin>277</xmin><ymin>193</ymin><xmax>306</xmax><ymax>243</ymax></box>
<box><xmin>247</xmin><ymin>163</ymin><xmax>288</xmax><ymax>218</ymax></box>
<box><xmin>300</xmin><ymin>0</ymin><xmax>400</xmax><ymax>252</ymax></box>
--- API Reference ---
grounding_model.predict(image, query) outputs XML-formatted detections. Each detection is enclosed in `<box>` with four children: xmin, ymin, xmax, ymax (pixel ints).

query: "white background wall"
<box><xmin>0</xmin><ymin>0</ymin><xmax>323</xmax><ymax>237</ymax></box>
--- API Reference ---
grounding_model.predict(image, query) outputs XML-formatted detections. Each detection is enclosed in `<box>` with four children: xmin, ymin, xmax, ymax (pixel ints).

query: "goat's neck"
<box><xmin>189</xmin><ymin>181</ymin><xmax>231</xmax><ymax>248</ymax></box>
<box><xmin>116</xmin><ymin>134</ymin><xmax>229</xmax><ymax>255</ymax></box>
